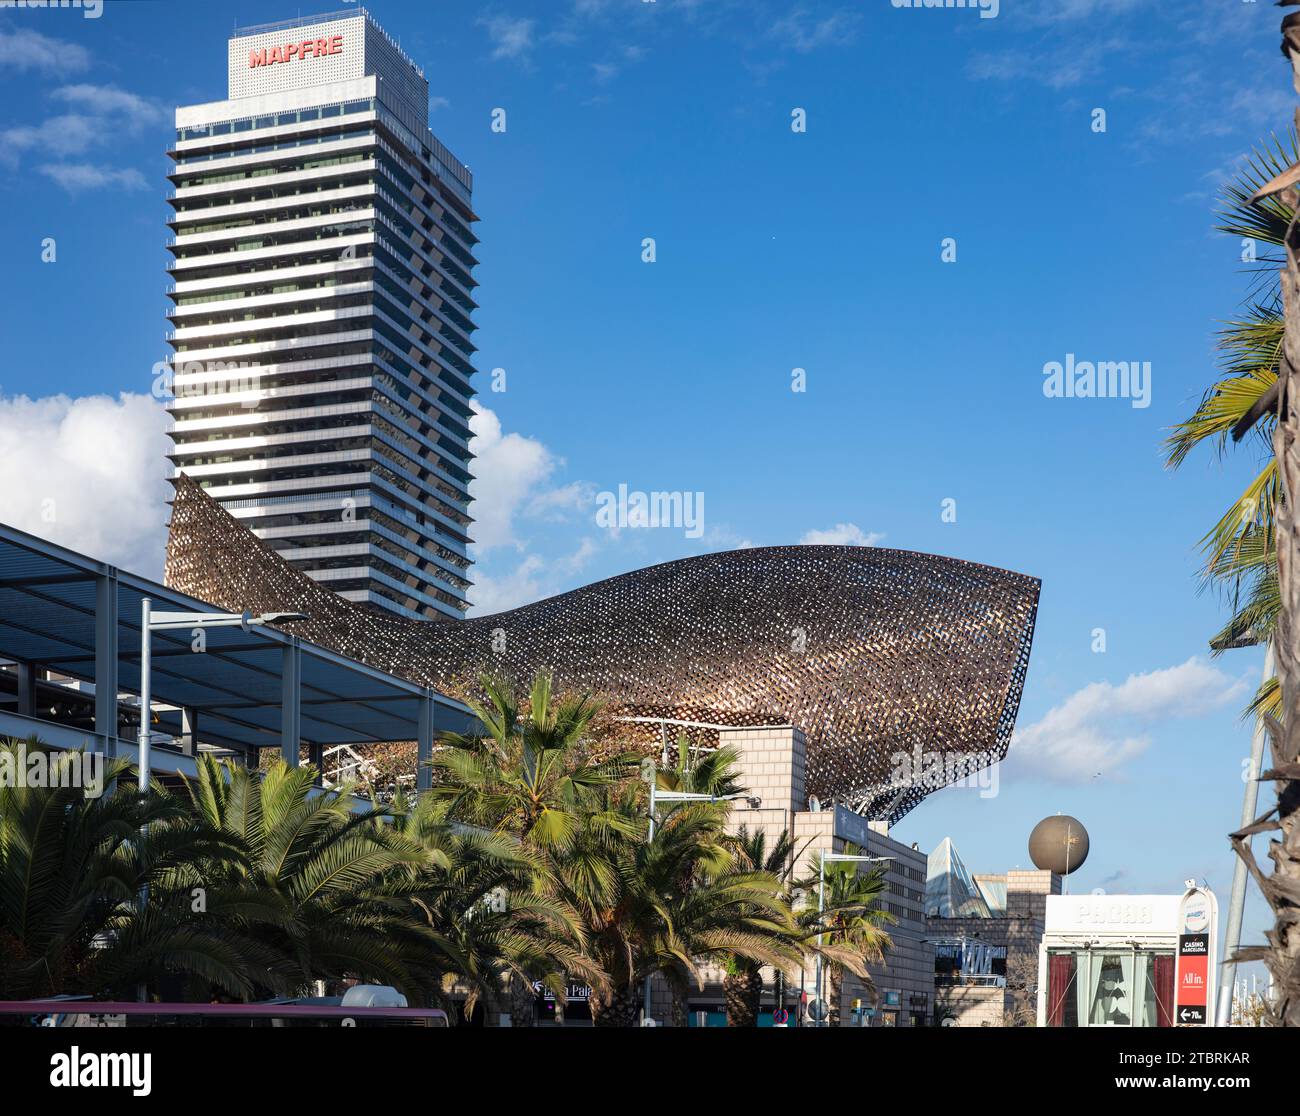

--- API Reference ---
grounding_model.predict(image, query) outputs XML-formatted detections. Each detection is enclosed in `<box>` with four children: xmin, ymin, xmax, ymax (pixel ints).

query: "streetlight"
<box><xmin>646</xmin><ymin>785</ymin><xmax>761</xmax><ymax>841</ymax></box>
<box><xmin>134</xmin><ymin>601</ymin><xmax>306</xmax><ymax>1003</ymax></box>
<box><xmin>812</xmin><ymin>851</ymin><xmax>893</xmax><ymax>1027</ymax></box>
<box><xmin>639</xmin><ymin>762</ymin><xmax>761</xmax><ymax>1025</ymax></box>
<box><xmin>136</xmin><ymin>601</ymin><xmax>307</xmax><ymax>791</ymax></box>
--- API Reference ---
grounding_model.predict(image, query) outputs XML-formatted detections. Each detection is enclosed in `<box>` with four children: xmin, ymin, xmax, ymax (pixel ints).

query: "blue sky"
<box><xmin>0</xmin><ymin>0</ymin><xmax>1287</xmax><ymax>980</ymax></box>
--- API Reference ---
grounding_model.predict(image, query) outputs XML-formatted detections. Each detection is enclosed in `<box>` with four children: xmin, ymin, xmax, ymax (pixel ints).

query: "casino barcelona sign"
<box><xmin>249</xmin><ymin>34</ymin><xmax>343</xmax><ymax>69</ymax></box>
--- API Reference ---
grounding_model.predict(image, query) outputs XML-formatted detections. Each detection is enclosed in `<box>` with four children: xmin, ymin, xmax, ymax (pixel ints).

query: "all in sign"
<box><xmin>1173</xmin><ymin>882</ymin><xmax>1218</xmax><ymax>1027</ymax></box>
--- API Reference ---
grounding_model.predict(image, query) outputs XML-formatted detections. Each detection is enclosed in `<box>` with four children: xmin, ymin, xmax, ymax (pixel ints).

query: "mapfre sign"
<box><xmin>249</xmin><ymin>34</ymin><xmax>343</xmax><ymax>69</ymax></box>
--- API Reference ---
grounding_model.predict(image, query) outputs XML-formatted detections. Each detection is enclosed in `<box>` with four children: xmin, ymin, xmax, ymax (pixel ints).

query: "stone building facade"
<box><xmin>927</xmin><ymin>868</ymin><xmax>1060</xmax><ymax>1026</ymax></box>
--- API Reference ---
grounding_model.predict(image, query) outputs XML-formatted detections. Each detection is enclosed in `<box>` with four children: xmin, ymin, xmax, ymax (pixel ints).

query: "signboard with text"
<box><xmin>1173</xmin><ymin>887</ymin><xmax>1217</xmax><ymax>1027</ymax></box>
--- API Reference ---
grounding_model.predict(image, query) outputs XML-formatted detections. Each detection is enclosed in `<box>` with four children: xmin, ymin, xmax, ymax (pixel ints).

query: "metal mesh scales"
<box><xmin>163</xmin><ymin>475</ymin><xmax>1039</xmax><ymax>822</ymax></box>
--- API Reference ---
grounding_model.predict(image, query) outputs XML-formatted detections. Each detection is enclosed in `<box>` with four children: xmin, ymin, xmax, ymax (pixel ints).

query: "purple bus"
<box><xmin>0</xmin><ymin>1000</ymin><xmax>450</xmax><ymax>1028</ymax></box>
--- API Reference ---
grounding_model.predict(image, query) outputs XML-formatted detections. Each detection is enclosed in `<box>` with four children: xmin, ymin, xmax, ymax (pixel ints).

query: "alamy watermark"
<box><xmin>152</xmin><ymin>360</ymin><xmax>265</xmax><ymax>409</ymax></box>
<box><xmin>888</xmin><ymin>743</ymin><xmax>999</xmax><ymax>799</ymax></box>
<box><xmin>891</xmin><ymin>0</ymin><xmax>999</xmax><ymax>19</ymax></box>
<box><xmin>0</xmin><ymin>0</ymin><xmax>102</xmax><ymax>17</ymax></box>
<box><xmin>0</xmin><ymin>743</ymin><xmax>104</xmax><ymax>799</ymax></box>
<box><xmin>595</xmin><ymin>483</ymin><xmax>704</xmax><ymax>539</ymax></box>
<box><xmin>1042</xmin><ymin>353</ymin><xmax>1151</xmax><ymax>409</ymax></box>
<box><xmin>49</xmin><ymin>1049</ymin><xmax>150</xmax><ymax>1096</ymax></box>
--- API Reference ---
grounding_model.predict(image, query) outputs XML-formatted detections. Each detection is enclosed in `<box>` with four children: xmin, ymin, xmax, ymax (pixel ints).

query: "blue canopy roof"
<box><xmin>0</xmin><ymin>520</ymin><xmax>472</xmax><ymax>755</ymax></box>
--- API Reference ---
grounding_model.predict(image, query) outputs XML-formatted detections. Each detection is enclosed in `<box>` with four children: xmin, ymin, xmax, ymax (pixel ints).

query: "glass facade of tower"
<box><xmin>165</xmin><ymin>10</ymin><xmax>476</xmax><ymax>620</ymax></box>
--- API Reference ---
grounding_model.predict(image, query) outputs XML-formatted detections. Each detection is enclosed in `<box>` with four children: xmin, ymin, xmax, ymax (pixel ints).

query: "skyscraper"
<box><xmin>165</xmin><ymin>9</ymin><xmax>476</xmax><ymax>620</ymax></box>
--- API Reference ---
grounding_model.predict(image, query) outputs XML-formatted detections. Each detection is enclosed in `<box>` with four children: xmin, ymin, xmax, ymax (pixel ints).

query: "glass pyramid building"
<box><xmin>926</xmin><ymin>837</ymin><xmax>996</xmax><ymax>918</ymax></box>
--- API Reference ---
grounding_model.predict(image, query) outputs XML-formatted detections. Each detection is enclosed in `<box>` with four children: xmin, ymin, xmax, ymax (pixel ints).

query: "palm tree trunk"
<box><xmin>827</xmin><ymin>965</ymin><xmax>843</xmax><ymax>1027</ymax></box>
<box><xmin>508</xmin><ymin>972</ymin><xmax>537</xmax><ymax>1027</ymax></box>
<box><xmin>1243</xmin><ymin>27</ymin><xmax>1300</xmax><ymax>1027</ymax></box>
<box><xmin>1255</xmin><ymin>247</ymin><xmax>1300</xmax><ymax>1024</ymax></box>
<box><xmin>667</xmin><ymin>978</ymin><xmax>689</xmax><ymax>1027</ymax></box>
<box><xmin>590</xmin><ymin>984</ymin><xmax>641</xmax><ymax>1027</ymax></box>
<box><xmin>724</xmin><ymin>967</ymin><xmax>762</xmax><ymax>1026</ymax></box>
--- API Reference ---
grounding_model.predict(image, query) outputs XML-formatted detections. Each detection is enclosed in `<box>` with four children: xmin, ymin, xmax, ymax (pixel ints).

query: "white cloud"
<box><xmin>465</xmin><ymin>404</ymin><xmax>602</xmax><ymax>613</ymax></box>
<box><xmin>467</xmin><ymin>402</ymin><xmax>559</xmax><ymax>551</ymax></box>
<box><xmin>52</xmin><ymin>84</ymin><xmax>164</xmax><ymax>128</ymax></box>
<box><xmin>527</xmin><ymin>480</ymin><xmax>596</xmax><ymax>520</ymax></box>
<box><xmin>0</xmin><ymin>27</ymin><xmax>90</xmax><ymax>74</ymax></box>
<box><xmin>1038</xmin><ymin>0</ymin><xmax>1144</xmax><ymax>20</ymax></box>
<box><xmin>0</xmin><ymin>392</ymin><xmax>172</xmax><ymax>578</ymax></box>
<box><xmin>468</xmin><ymin>553</ymin><xmax>547</xmax><ymax>615</ymax></box>
<box><xmin>1009</xmin><ymin>658</ymin><xmax>1246</xmax><ymax>784</ymax></box>
<box><xmin>697</xmin><ymin>524</ymin><xmax>753</xmax><ymax>551</ymax></box>
<box><xmin>1</xmin><ymin>83</ymin><xmax>161</xmax><ymax>182</ymax></box>
<box><xmin>769</xmin><ymin>8</ymin><xmax>859</xmax><ymax>53</ymax></box>
<box><xmin>0</xmin><ymin>113</ymin><xmax>102</xmax><ymax>161</ymax></box>
<box><xmin>563</xmin><ymin>537</ymin><xmax>598</xmax><ymax>572</ymax></box>
<box><xmin>37</xmin><ymin>163</ymin><xmax>148</xmax><ymax>192</ymax></box>
<box><xmin>800</xmin><ymin>522</ymin><xmax>884</xmax><ymax>547</ymax></box>
<box><xmin>468</xmin><ymin>537</ymin><xmax>597</xmax><ymax>616</ymax></box>
<box><xmin>482</xmin><ymin>16</ymin><xmax>535</xmax><ymax>60</ymax></box>
<box><xmin>967</xmin><ymin>39</ymin><xmax>1127</xmax><ymax>90</ymax></box>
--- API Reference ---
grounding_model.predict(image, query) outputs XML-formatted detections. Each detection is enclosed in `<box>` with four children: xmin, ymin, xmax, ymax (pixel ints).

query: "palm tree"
<box><xmin>722</xmin><ymin>825</ymin><xmax>800</xmax><ymax>1027</ymax></box>
<box><xmin>1227</xmin><ymin>24</ymin><xmax>1300</xmax><ymax>1026</ymax></box>
<box><xmin>650</xmin><ymin>833</ymin><xmax>801</xmax><ymax>1027</ymax></box>
<box><xmin>433</xmin><ymin>676</ymin><xmax>805</xmax><ymax>1027</ymax></box>
<box><xmin>654</xmin><ymin>734</ymin><xmax>746</xmax><ymax>798</ymax></box>
<box><xmin>430</xmin><ymin>671</ymin><xmax>632</xmax><ymax>1022</ymax></box>
<box><xmin>545</xmin><ymin>777</ymin><xmax>796</xmax><ymax>1027</ymax></box>
<box><xmin>1166</xmin><ymin>131</ymin><xmax>1296</xmax><ymax>717</ymax></box>
<box><xmin>431</xmin><ymin>671</ymin><xmax>635</xmax><ymax>850</ymax></box>
<box><xmin>0</xmin><ymin>739</ymin><xmax>260</xmax><ymax>1000</ymax></box>
<box><xmin>1167</xmin><ymin>74</ymin><xmax>1300</xmax><ymax>1021</ymax></box>
<box><xmin>389</xmin><ymin>787</ymin><xmax>603</xmax><ymax>1024</ymax></box>
<box><xmin>796</xmin><ymin>848</ymin><xmax>895</xmax><ymax>1027</ymax></box>
<box><xmin>180</xmin><ymin>754</ymin><xmax>435</xmax><ymax>999</ymax></box>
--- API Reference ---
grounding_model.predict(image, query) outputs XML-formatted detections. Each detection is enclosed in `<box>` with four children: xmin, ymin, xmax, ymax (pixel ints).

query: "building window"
<box><xmin>1046</xmin><ymin>949</ymin><xmax>1174</xmax><ymax>1027</ymax></box>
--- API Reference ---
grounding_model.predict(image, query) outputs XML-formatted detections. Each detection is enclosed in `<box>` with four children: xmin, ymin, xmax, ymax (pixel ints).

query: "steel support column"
<box><xmin>417</xmin><ymin>691</ymin><xmax>434</xmax><ymax>791</ymax></box>
<box><xmin>281</xmin><ymin>639</ymin><xmax>301</xmax><ymax>767</ymax></box>
<box><xmin>180</xmin><ymin>708</ymin><xmax>198</xmax><ymax>757</ymax></box>
<box><xmin>15</xmin><ymin>661</ymin><xmax>37</xmax><ymax>717</ymax></box>
<box><xmin>94</xmin><ymin>571</ymin><xmax>118</xmax><ymax>754</ymax></box>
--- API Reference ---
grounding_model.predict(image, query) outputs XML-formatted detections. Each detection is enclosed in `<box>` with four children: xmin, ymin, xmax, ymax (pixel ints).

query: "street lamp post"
<box><xmin>134</xmin><ymin>602</ymin><xmax>306</xmax><ymax>1001</ymax></box>
<box><xmin>646</xmin><ymin>786</ymin><xmax>758</xmax><ymax>842</ymax></box>
<box><xmin>813</xmin><ymin>851</ymin><xmax>893</xmax><ymax>1027</ymax></box>
<box><xmin>640</xmin><ymin>771</ymin><xmax>761</xmax><ymax>1026</ymax></box>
